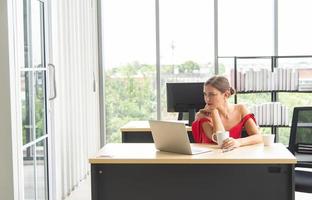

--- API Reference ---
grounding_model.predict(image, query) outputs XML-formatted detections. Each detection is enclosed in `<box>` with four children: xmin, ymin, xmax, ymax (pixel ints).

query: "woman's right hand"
<box><xmin>202</xmin><ymin>104</ymin><xmax>217</xmax><ymax>113</ymax></box>
<box><xmin>195</xmin><ymin>111</ymin><xmax>208</xmax><ymax>120</ymax></box>
<box><xmin>195</xmin><ymin>104</ymin><xmax>215</xmax><ymax>120</ymax></box>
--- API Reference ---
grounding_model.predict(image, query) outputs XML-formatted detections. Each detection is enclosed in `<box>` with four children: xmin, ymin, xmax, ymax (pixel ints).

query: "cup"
<box><xmin>211</xmin><ymin>131</ymin><xmax>229</xmax><ymax>147</ymax></box>
<box><xmin>262</xmin><ymin>134</ymin><xmax>275</xmax><ymax>146</ymax></box>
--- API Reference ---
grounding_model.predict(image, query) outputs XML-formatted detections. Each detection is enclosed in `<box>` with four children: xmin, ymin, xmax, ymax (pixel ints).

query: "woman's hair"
<box><xmin>204</xmin><ymin>75</ymin><xmax>235</xmax><ymax>96</ymax></box>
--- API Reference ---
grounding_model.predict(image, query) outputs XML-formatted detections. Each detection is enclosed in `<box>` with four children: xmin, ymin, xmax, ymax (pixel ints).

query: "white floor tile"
<box><xmin>65</xmin><ymin>176</ymin><xmax>91</xmax><ymax>200</ymax></box>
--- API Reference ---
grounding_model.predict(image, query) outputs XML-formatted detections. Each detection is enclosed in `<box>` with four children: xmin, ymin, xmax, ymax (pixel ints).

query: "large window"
<box><xmin>277</xmin><ymin>1</ymin><xmax>312</xmax><ymax>144</ymax></box>
<box><xmin>103</xmin><ymin>0</ymin><xmax>214</xmax><ymax>143</ymax></box>
<box><xmin>279</xmin><ymin>0</ymin><xmax>312</xmax><ymax>55</ymax></box>
<box><xmin>102</xmin><ymin>0</ymin><xmax>312</xmax><ymax>145</ymax></box>
<box><xmin>159</xmin><ymin>0</ymin><xmax>214</xmax><ymax>120</ymax></box>
<box><xmin>218</xmin><ymin>0</ymin><xmax>273</xmax><ymax>56</ymax></box>
<box><xmin>102</xmin><ymin>0</ymin><xmax>156</xmax><ymax>143</ymax></box>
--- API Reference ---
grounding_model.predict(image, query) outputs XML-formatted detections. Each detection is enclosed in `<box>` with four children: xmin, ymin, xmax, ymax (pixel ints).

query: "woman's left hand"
<box><xmin>221</xmin><ymin>137</ymin><xmax>241</xmax><ymax>150</ymax></box>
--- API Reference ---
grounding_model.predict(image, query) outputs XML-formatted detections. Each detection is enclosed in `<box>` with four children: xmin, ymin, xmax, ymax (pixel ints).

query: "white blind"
<box><xmin>51</xmin><ymin>0</ymin><xmax>100</xmax><ymax>199</ymax></box>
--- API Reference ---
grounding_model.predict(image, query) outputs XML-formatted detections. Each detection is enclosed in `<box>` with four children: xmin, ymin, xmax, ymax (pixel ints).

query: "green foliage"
<box><xmin>105</xmin><ymin>60</ymin><xmax>209</xmax><ymax>143</ymax></box>
<box><xmin>22</xmin><ymin>73</ymin><xmax>45</xmax><ymax>145</ymax></box>
<box><xmin>104</xmin><ymin>60</ymin><xmax>312</xmax><ymax>145</ymax></box>
<box><xmin>105</xmin><ymin>62</ymin><xmax>156</xmax><ymax>143</ymax></box>
<box><xmin>177</xmin><ymin>60</ymin><xmax>200</xmax><ymax>73</ymax></box>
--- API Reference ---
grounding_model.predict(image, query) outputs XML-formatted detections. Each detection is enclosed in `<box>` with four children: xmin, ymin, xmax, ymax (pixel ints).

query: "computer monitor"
<box><xmin>166</xmin><ymin>82</ymin><xmax>206</xmax><ymax>125</ymax></box>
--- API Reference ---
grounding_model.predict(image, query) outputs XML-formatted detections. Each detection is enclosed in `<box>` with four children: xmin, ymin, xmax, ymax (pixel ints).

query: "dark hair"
<box><xmin>204</xmin><ymin>75</ymin><xmax>235</xmax><ymax>96</ymax></box>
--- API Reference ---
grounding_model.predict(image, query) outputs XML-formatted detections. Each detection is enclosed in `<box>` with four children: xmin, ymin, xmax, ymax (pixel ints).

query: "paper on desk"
<box><xmin>221</xmin><ymin>147</ymin><xmax>235</xmax><ymax>153</ymax></box>
<box><xmin>99</xmin><ymin>153</ymin><xmax>113</xmax><ymax>157</ymax></box>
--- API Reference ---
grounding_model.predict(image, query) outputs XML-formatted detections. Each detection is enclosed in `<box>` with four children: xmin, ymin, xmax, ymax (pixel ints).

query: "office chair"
<box><xmin>288</xmin><ymin>106</ymin><xmax>312</xmax><ymax>193</ymax></box>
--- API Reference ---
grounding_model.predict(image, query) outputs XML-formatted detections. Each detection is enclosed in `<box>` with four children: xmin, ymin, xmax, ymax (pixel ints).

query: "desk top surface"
<box><xmin>120</xmin><ymin>120</ymin><xmax>192</xmax><ymax>132</ymax></box>
<box><xmin>89</xmin><ymin>143</ymin><xmax>296</xmax><ymax>164</ymax></box>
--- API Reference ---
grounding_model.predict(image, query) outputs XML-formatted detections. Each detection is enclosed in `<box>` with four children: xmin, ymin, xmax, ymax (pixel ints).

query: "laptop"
<box><xmin>149</xmin><ymin>120</ymin><xmax>211</xmax><ymax>155</ymax></box>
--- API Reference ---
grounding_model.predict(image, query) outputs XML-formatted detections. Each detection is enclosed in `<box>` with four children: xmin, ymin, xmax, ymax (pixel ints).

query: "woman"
<box><xmin>192</xmin><ymin>75</ymin><xmax>262</xmax><ymax>150</ymax></box>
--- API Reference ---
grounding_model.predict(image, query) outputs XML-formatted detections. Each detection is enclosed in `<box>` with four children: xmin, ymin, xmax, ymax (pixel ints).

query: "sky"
<box><xmin>101</xmin><ymin>0</ymin><xmax>312</xmax><ymax>69</ymax></box>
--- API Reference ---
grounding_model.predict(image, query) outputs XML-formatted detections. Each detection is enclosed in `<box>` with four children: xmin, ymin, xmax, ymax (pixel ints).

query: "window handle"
<box><xmin>48</xmin><ymin>64</ymin><xmax>57</xmax><ymax>100</ymax></box>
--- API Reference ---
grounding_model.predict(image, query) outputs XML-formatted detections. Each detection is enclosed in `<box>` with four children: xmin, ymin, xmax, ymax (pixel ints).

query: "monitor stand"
<box><xmin>178</xmin><ymin>108</ymin><xmax>196</xmax><ymax>126</ymax></box>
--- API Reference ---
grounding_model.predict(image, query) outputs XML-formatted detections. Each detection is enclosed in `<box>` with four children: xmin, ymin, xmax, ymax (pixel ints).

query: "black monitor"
<box><xmin>166</xmin><ymin>82</ymin><xmax>206</xmax><ymax>125</ymax></box>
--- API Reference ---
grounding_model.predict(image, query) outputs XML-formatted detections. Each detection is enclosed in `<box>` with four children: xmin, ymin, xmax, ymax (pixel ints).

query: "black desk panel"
<box><xmin>122</xmin><ymin>131</ymin><xmax>194</xmax><ymax>143</ymax></box>
<box><xmin>91</xmin><ymin>164</ymin><xmax>294</xmax><ymax>200</ymax></box>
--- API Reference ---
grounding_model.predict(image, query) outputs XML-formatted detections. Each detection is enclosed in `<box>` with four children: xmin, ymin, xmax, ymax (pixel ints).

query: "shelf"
<box><xmin>236</xmin><ymin>90</ymin><xmax>312</xmax><ymax>94</ymax></box>
<box><xmin>259</xmin><ymin>125</ymin><xmax>290</xmax><ymax>128</ymax></box>
<box><xmin>258</xmin><ymin>123</ymin><xmax>312</xmax><ymax>128</ymax></box>
<box><xmin>223</xmin><ymin>55</ymin><xmax>312</xmax><ymax>136</ymax></box>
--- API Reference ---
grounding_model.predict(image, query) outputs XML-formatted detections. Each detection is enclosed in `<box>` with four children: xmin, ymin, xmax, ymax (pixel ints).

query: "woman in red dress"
<box><xmin>192</xmin><ymin>75</ymin><xmax>262</xmax><ymax>150</ymax></box>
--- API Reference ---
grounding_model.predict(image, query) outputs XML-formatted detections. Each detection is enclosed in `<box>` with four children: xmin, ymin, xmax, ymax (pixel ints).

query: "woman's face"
<box><xmin>203</xmin><ymin>84</ymin><xmax>226</xmax><ymax>108</ymax></box>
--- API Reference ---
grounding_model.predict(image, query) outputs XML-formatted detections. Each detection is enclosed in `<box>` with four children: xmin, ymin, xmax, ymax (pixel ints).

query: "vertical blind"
<box><xmin>51</xmin><ymin>0</ymin><xmax>100</xmax><ymax>199</ymax></box>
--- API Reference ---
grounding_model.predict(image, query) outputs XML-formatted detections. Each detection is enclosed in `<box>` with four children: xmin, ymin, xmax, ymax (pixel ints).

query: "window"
<box><xmin>218</xmin><ymin>0</ymin><xmax>273</xmax><ymax>56</ymax></box>
<box><xmin>102</xmin><ymin>0</ymin><xmax>156</xmax><ymax>143</ymax></box>
<box><xmin>102</xmin><ymin>0</ymin><xmax>312</xmax><ymax>145</ymax></box>
<box><xmin>159</xmin><ymin>0</ymin><xmax>214</xmax><ymax>120</ymax></box>
<box><xmin>279</xmin><ymin>0</ymin><xmax>312</xmax><ymax>55</ymax></box>
<box><xmin>21</xmin><ymin>0</ymin><xmax>49</xmax><ymax>199</ymax></box>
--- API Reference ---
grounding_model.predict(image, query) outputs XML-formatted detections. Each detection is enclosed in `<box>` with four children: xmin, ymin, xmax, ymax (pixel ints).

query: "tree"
<box><xmin>177</xmin><ymin>60</ymin><xmax>200</xmax><ymax>73</ymax></box>
<box><xmin>105</xmin><ymin>62</ymin><xmax>156</xmax><ymax>142</ymax></box>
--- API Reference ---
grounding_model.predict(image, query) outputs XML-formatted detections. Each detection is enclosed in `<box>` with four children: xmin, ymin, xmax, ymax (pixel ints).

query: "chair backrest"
<box><xmin>288</xmin><ymin>107</ymin><xmax>312</xmax><ymax>156</ymax></box>
<box><xmin>241</xmin><ymin>129</ymin><xmax>248</xmax><ymax>138</ymax></box>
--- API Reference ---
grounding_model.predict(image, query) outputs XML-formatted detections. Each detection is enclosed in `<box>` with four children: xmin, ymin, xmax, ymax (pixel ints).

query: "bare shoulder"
<box><xmin>234</xmin><ymin>103</ymin><xmax>249</xmax><ymax>116</ymax></box>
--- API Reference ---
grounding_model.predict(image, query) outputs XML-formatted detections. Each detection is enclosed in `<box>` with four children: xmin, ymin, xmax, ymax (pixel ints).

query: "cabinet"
<box><xmin>219</xmin><ymin>55</ymin><xmax>312</xmax><ymax>140</ymax></box>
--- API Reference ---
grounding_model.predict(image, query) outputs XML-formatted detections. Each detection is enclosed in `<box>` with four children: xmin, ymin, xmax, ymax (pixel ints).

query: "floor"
<box><xmin>65</xmin><ymin>176</ymin><xmax>91</xmax><ymax>200</ymax></box>
<box><xmin>66</xmin><ymin>175</ymin><xmax>312</xmax><ymax>200</ymax></box>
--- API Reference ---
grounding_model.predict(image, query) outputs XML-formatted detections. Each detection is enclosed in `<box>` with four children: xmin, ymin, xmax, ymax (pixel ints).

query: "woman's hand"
<box><xmin>195</xmin><ymin>111</ymin><xmax>208</xmax><ymax>120</ymax></box>
<box><xmin>202</xmin><ymin>104</ymin><xmax>217</xmax><ymax>113</ymax></box>
<box><xmin>196</xmin><ymin>104</ymin><xmax>216</xmax><ymax>119</ymax></box>
<box><xmin>221</xmin><ymin>137</ymin><xmax>241</xmax><ymax>150</ymax></box>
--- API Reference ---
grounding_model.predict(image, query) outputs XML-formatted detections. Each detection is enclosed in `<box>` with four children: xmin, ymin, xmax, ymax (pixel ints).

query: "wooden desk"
<box><xmin>89</xmin><ymin>143</ymin><xmax>296</xmax><ymax>200</ymax></box>
<box><xmin>120</xmin><ymin>120</ymin><xmax>193</xmax><ymax>143</ymax></box>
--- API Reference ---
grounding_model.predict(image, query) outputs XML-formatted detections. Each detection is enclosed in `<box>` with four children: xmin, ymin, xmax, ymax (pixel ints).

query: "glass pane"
<box><xmin>22</xmin><ymin>72</ymin><xmax>35</xmax><ymax>145</ymax></box>
<box><xmin>23</xmin><ymin>0</ymin><xmax>45</xmax><ymax>68</ymax></box>
<box><xmin>238</xmin><ymin>93</ymin><xmax>271</xmax><ymax>110</ymax></box>
<box><xmin>259</xmin><ymin>127</ymin><xmax>272</xmax><ymax>135</ymax></box>
<box><xmin>159</xmin><ymin>0</ymin><xmax>215</xmax><ymax>121</ymax></box>
<box><xmin>279</xmin><ymin>0</ymin><xmax>312</xmax><ymax>55</ymax></box>
<box><xmin>102</xmin><ymin>0</ymin><xmax>156</xmax><ymax>143</ymax></box>
<box><xmin>35</xmin><ymin>71</ymin><xmax>47</xmax><ymax>139</ymax></box>
<box><xmin>22</xmin><ymin>71</ymin><xmax>47</xmax><ymax>145</ymax></box>
<box><xmin>277</xmin><ymin>127</ymin><xmax>290</xmax><ymax>145</ymax></box>
<box><xmin>218</xmin><ymin>0</ymin><xmax>273</xmax><ymax>56</ymax></box>
<box><xmin>36</xmin><ymin>139</ymin><xmax>48</xmax><ymax>200</ymax></box>
<box><xmin>218</xmin><ymin>58</ymin><xmax>235</xmax><ymax>104</ymax></box>
<box><xmin>276</xmin><ymin>57</ymin><xmax>312</xmax><ymax>92</ymax></box>
<box><xmin>279</xmin><ymin>93</ymin><xmax>312</xmax><ymax>145</ymax></box>
<box><xmin>218</xmin><ymin>58</ymin><xmax>234</xmax><ymax>77</ymax></box>
<box><xmin>24</xmin><ymin>145</ymin><xmax>35</xmax><ymax>200</ymax></box>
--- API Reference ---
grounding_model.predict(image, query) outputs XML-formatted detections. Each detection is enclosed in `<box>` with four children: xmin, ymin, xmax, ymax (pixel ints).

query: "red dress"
<box><xmin>191</xmin><ymin>113</ymin><xmax>256</xmax><ymax>144</ymax></box>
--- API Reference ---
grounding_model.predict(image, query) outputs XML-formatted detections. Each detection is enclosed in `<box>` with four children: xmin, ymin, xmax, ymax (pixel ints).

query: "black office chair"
<box><xmin>288</xmin><ymin>106</ymin><xmax>312</xmax><ymax>193</ymax></box>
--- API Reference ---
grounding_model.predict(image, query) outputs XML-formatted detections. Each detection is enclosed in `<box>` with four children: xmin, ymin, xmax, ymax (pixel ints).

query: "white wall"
<box><xmin>50</xmin><ymin>0</ymin><xmax>100</xmax><ymax>199</ymax></box>
<box><xmin>0</xmin><ymin>0</ymin><xmax>18</xmax><ymax>199</ymax></box>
